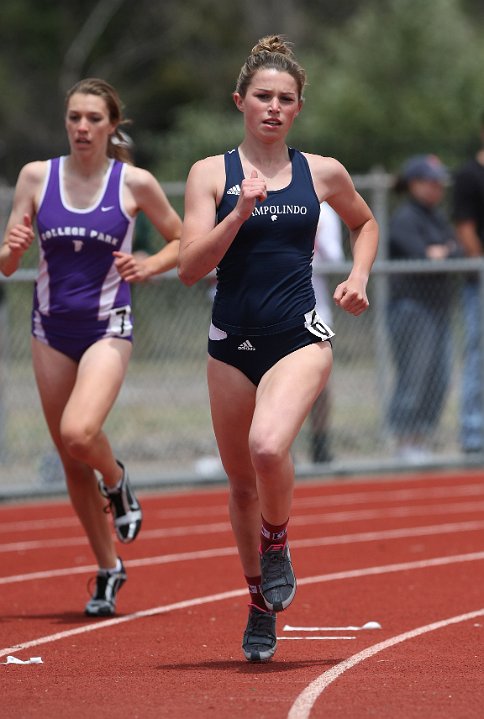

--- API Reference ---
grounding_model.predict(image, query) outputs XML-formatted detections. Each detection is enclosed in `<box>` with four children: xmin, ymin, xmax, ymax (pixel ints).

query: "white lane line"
<box><xmin>287</xmin><ymin>608</ymin><xmax>484</xmax><ymax>719</ymax></box>
<box><xmin>283</xmin><ymin>623</ymin><xmax>381</xmax><ymax>631</ymax></box>
<box><xmin>293</xmin><ymin>482</ymin><xmax>484</xmax><ymax>509</ymax></box>
<box><xmin>293</xmin><ymin>519</ymin><xmax>484</xmax><ymax>549</ymax></box>
<box><xmin>0</xmin><ymin>588</ymin><xmax>244</xmax><ymax>659</ymax></box>
<box><xmin>0</xmin><ymin>546</ymin><xmax>237</xmax><ymax>585</ymax></box>
<box><xmin>278</xmin><ymin>637</ymin><xmax>356</xmax><ymax>641</ymax></box>
<box><xmin>3</xmin><ymin>481</ymin><xmax>484</xmax><ymax>533</ymax></box>
<box><xmin>1</xmin><ymin>552</ymin><xmax>484</xmax><ymax>660</ymax></box>
<box><xmin>0</xmin><ymin>517</ymin><xmax>79</xmax><ymax>533</ymax></box>
<box><xmin>2</xmin><ymin>501</ymin><xmax>484</xmax><ymax>553</ymax></box>
<box><xmin>0</xmin><ymin>521</ymin><xmax>232</xmax><ymax>553</ymax></box>
<box><xmin>296</xmin><ymin>550</ymin><xmax>484</xmax><ymax>588</ymax></box>
<box><xmin>312</xmin><ymin>500</ymin><xmax>484</xmax><ymax>522</ymax></box>
<box><xmin>2</xmin><ymin>521</ymin><xmax>484</xmax><ymax>585</ymax></box>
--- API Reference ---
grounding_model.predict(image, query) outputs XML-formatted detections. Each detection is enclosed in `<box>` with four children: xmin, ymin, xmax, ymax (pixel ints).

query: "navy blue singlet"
<box><xmin>213</xmin><ymin>147</ymin><xmax>320</xmax><ymax>336</ymax></box>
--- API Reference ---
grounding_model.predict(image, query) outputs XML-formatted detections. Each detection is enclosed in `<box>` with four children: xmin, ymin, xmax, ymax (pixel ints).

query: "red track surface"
<box><xmin>1</xmin><ymin>469</ymin><xmax>484</xmax><ymax>718</ymax></box>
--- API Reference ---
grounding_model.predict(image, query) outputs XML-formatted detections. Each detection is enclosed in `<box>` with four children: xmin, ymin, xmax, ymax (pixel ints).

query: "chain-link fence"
<box><xmin>1</xmin><ymin>177</ymin><xmax>483</xmax><ymax>498</ymax></box>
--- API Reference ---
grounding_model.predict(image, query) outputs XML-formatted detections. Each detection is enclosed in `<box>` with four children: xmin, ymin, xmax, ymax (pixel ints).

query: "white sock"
<box><xmin>99</xmin><ymin>557</ymin><xmax>122</xmax><ymax>574</ymax></box>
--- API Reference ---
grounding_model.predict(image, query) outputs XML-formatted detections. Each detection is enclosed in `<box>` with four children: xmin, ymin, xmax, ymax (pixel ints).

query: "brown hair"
<box><xmin>65</xmin><ymin>78</ymin><xmax>133</xmax><ymax>164</ymax></box>
<box><xmin>235</xmin><ymin>35</ymin><xmax>307</xmax><ymax>100</ymax></box>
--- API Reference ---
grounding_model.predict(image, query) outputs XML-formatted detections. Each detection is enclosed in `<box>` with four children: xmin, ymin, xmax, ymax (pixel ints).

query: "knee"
<box><xmin>249</xmin><ymin>436</ymin><xmax>285</xmax><ymax>477</ymax></box>
<box><xmin>60</xmin><ymin>419</ymin><xmax>97</xmax><ymax>460</ymax></box>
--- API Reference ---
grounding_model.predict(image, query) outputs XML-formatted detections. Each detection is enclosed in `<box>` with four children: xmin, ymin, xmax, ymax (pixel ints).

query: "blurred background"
<box><xmin>1</xmin><ymin>0</ymin><xmax>484</xmax><ymax>496</ymax></box>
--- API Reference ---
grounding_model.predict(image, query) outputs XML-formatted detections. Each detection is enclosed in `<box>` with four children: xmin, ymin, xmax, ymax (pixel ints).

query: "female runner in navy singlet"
<box><xmin>178</xmin><ymin>36</ymin><xmax>379</xmax><ymax>662</ymax></box>
<box><xmin>0</xmin><ymin>78</ymin><xmax>182</xmax><ymax>616</ymax></box>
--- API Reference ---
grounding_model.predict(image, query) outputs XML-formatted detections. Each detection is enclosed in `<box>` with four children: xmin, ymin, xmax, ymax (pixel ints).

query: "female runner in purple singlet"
<box><xmin>0</xmin><ymin>78</ymin><xmax>182</xmax><ymax>617</ymax></box>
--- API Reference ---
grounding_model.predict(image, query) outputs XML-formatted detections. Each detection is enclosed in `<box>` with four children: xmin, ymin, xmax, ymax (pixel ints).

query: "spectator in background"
<box><xmin>309</xmin><ymin>202</ymin><xmax>344</xmax><ymax>463</ymax></box>
<box><xmin>387</xmin><ymin>155</ymin><xmax>460</xmax><ymax>461</ymax></box>
<box><xmin>452</xmin><ymin>113</ymin><xmax>484</xmax><ymax>454</ymax></box>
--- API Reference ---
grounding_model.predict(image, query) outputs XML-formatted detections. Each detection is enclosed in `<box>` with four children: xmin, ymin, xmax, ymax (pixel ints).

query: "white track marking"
<box><xmin>283</xmin><ymin>625</ymin><xmax>376</xmax><ymax>632</ymax></box>
<box><xmin>2</xmin><ymin>481</ymin><xmax>484</xmax><ymax>533</ymax></box>
<box><xmin>0</xmin><ymin>588</ymin><xmax>245</xmax><ymax>659</ymax></box>
<box><xmin>309</xmin><ymin>499</ymin><xmax>484</xmax><ymax>522</ymax></box>
<box><xmin>0</xmin><ymin>521</ymin><xmax>232</xmax><ymax>553</ymax></box>
<box><xmin>151</xmin><ymin>482</ymin><xmax>484</xmax><ymax>518</ymax></box>
<box><xmin>2</xmin><ymin>520</ymin><xmax>484</xmax><ymax>585</ymax></box>
<box><xmin>0</xmin><ymin>546</ymin><xmax>237</xmax><ymax>585</ymax></box>
<box><xmin>0</xmin><ymin>517</ymin><xmax>79</xmax><ymax>533</ymax></box>
<box><xmin>277</xmin><ymin>637</ymin><xmax>356</xmax><ymax>641</ymax></box>
<box><xmin>287</xmin><ymin>608</ymin><xmax>484</xmax><ymax>719</ymax></box>
<box><xmin>293</xmin><ymin>519</ymin><xmax>484</xmax><ymax>550</ymax></box>
<box><xmin>2</xmin><ymin>501</ymin><xmax>484</xmax><ymax>553</ymax></box>
<box><xmin>1</xmin><ymin>552</ymin><xmax>484</xmax><ymax>659</ymax></box>
<box><xmin>296</xmin><ymin>550</ymin><xmax>484</xmax><ymax>588</ymax></box>
<box><xmin>292</xmin><ymin>482</ymin><xmax>484</xmax><ymax>509</ymax></box>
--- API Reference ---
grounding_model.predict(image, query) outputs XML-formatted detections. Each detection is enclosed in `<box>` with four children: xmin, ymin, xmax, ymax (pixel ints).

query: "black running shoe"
<box><xmin>85</xmin><ymin>558</ymin><xmax>127</xmax><ymax>617</ymax></box>
<box><xmin>260</xmin><ymin>543</ymin><xmax>296</xmax><ymax>612</ymax></box>
<box><xmin>242</xmin><ymin>605</ymin><xmax>277</xmax><ymax>662</ymax></box>
<box><xmin>99</xmin><ymin>460</ymin><xmax>142</xmax><ymax>543</ymax></box>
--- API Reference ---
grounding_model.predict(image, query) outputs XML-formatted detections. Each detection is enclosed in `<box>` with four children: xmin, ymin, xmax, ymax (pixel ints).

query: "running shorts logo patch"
<box><xmin>238</xmin><ymin>340</ymin><xmax>256</xmax><ymax>351</ymax></box>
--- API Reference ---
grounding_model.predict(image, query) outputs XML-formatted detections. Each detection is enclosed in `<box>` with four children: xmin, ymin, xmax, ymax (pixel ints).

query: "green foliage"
<box><xmin>0</xmin><ymin>0</ymin><xmax>483</xmax><ymax>183</ymax></box>
<box><xmin>298</xmin><ymin>0</ymin><xmax>484</xmax><ymax>172</ymax></box>
<box><xmin>146</xmin><ymin>0</ymin><xmax>484</xmax><ymax>177</ymax></box>
<box><xmin>149</xmin><ymin>105</ymin><xmax>244</xmax><ymax>181</ymax></box>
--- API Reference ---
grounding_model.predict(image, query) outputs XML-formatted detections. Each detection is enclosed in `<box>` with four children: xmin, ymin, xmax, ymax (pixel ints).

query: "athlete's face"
<box><xmin>234</xmin><ymin>69</ymin><xmax>302</xmax><ymax>141</ymax></box>
<box><xmin>65</xmin><ymin>93</ymin><xmax>116</xmax><ymax>155</ymax></box>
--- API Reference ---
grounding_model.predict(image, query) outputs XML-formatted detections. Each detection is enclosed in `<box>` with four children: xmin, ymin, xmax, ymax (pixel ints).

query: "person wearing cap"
<box><xmin>387</xmin><ymin>154</ymin><xmax>461</xmax><ymax>461</ymax></box>
<box><xmin>452</xmin><ymin>115</ymin><xmax>484</xmax><ymax>454</ymax></box>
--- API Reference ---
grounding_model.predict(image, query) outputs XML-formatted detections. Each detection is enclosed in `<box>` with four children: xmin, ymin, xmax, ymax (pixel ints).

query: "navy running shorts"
<box><xmin>208</xmin><ymin>309</ymin><xmax>334</xmax><ymax>386</ymax></box>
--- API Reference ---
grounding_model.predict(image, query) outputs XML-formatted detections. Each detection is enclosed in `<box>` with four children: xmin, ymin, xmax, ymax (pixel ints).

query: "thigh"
<box><xmin>62</xmin><ymin>338</ymin><xmax>132</xmax><ymax>431</ymax></box>
<box><xmin>31</xmin><ymin>338</ymin><xmax>79</xmax><ymax>445</ymax></box>
<box><xmin>207</xmin><ymin>355</ymin><xmax>256</xmax><ymax>481</ymax></box>
<box><xmin>251</xmin><ymin>341</ymin><xmax>333</xmax><ymax>453</ymax></box>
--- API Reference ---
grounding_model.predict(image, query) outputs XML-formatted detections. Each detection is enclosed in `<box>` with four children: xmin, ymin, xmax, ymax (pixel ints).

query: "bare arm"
<box><xmin>114</xmin><ymin>167</ymin><xmax>183</xmax><ymax>282</ymax></box>
<box><xmin>455</xmin><ymin>220</ymin><xmax>482</xmax><ymax>257</ymax></box>
<box><xmin>308</xmin><ymin>155</ymin><xmax>379</xmax><ymax>316</ymax></box>
<box><xmin>0</xmin><ymin>163</ymin><xmax>44</xmax><ymax>276</ymax></box>
<box><xmin>177</xmin><ymin>156</ymin><xmax>267</xmax><ymax>286</ymax></box>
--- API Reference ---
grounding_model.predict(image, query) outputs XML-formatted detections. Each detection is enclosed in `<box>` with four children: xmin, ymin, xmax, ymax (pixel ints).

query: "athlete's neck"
<box><xmin>65</xmin><ymin>154</ymin><xmax>111</xmax><ymax>180</ymax></box>
<box><xmin>238</xmin><ymin>142</ymin><xmax>291</xmax><ymax>179</ymax></box>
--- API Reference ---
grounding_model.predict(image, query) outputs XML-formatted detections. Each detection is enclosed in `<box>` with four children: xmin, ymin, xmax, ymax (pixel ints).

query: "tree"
<box><xmin>1</xmin><ymin>0</ymin><xmax>484</xmax><ymax>183</ymax></box>
<box><xmin>295</xmin><ymin>0</ymin><xmax>484</xmax><ymax>172</ymax></box>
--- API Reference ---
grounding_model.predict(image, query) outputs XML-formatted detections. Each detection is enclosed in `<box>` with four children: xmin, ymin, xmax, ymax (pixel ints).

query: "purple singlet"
<box><xmin>32</xmin><ymin>156</ymin><xmax>135</xmax><ymax>361</ymax></box>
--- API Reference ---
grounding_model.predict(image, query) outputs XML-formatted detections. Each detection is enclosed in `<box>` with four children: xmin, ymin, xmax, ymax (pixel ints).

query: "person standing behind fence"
<box><xmin>0</xmin><ymin>78</ymin><xmax>182</xmax><ymax>616</ymax></box>
<box><xmin>452</xmin><ymin>113</ymin><xmax>484</xmax><ymax>454</ymax></box>
<box><xmin>178</xmin><ymin>35</ymin><xmax>379</xmax><ymax>663</ymax></box>
<box><xmin>309</xmin><ymin>201</ymin><xmax>344</xmax><ymax>463</ymax></box>
<box><xmin>387</xmin><ymin>155</ymin><xmax>460</xmax><ymax>461</ymax></box>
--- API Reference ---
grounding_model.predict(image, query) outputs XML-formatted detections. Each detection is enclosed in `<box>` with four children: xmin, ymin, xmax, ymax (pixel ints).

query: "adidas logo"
<box><xmin>227</xmin><ymin>184</ymin><xmax>241</xmax><ymax>196</ymax></box>
<box><xmin>238</xmin><ymin>340</ymin><xmax>256</xmax><ymax>351</ymax></box>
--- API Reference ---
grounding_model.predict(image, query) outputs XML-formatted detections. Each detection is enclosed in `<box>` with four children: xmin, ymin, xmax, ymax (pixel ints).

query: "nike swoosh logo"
<box><xmin>101</xmin><ymin>205</ymin><xmax>114</xmax><ymax>212</ymax></box>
